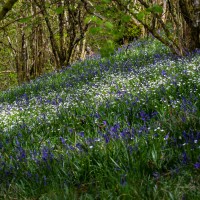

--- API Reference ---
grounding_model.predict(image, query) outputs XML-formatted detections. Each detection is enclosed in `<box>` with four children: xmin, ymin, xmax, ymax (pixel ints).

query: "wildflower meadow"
<box><xmin>0</xmin><ymin>38</ymin><xmax>199</xmax><ymax>199</ymax></box>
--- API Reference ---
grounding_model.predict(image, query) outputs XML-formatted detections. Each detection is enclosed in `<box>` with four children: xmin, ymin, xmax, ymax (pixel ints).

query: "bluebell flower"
<box><xmin>164</xmin><ymin>133</ymin><xmax>169</xmax><ymax>141</ymax></box>
<box><xmin>103</xmin><ymin>121</ymin><xmax>107</xmax><ymax>126</ymax></box>
<box><xmin>78</xmin><ymin>131</ymin><xmax>84</xmax><ymax>137</ymax></box>
<box><xmin>60</xmin><ymin>136</ymin><xmax>66</xmax><ymax>145</ymax></box>
<box><xmin>42</xmin><ymin>147</ymin><xmax>53</xmax><ymax>161</ymax></box>
<box><xmin>161</xmin><ymin>70</ymin><xmax>167</xmax><ymax>76</ymax></box>
<box><xmin>42</xmin><ymin>147</ymin><xmax>48</xmax><ymax>161</ymax></box>
<box><xmin>103</xmin><ymin>134</ymin><xmax>110</xmax><ymax>143</ymax></box>
<box><xmin>110</xmin><ymin>123</ymin><xmax>120</xmax><ymax>133</ymax></box>
<box><xmin>194</xmin><ymin>162</ymin><xmax>200</xmax><ymax>169</ymax></box>
<box><xmin>139</xmin><ymin>111</ymin><xmax>150</xmax><ymax>121</ymax></box>
<box><xmin>182</xmin><ymin>152</ymin><xmax>189</xmax><ymax>165</ymax></box>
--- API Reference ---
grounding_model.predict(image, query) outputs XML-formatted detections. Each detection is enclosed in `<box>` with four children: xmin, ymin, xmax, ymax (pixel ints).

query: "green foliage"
<box><xmin>114</xmin><ymin>21</ymin><xmax>142</xmax><ymax>46</ymax></box>
<box><xmin>136</xmin><ymin>5</ymin><xmax>163</xmax><ymax>22</ymax></box>
<box><xmin>121</xmin><ymin>14</ymin><xmax>131</xmax><ymax>23</ymax></box>
<box><xmin>100</xmin><ymin>39</ymin><xmax>115</xmax><ymax>57</ymax></box>
<box><xmin>136</xmin><ymin>11</ymin><xmax>146</xmax><ymax>21</ymax></box>
<box><xmin>104</xmin><ymin>21</ymin><xmax>114</xmax><ymax>30</ymax></box>
<box><xmin>54</xmin><ymin>6</ymin><xmax>64</xmax><ymax>15</ymax></box>
<box><xmin>101</xmin><ymin>0</ymin><xmax>112</xmax><ymax>3</ymax></box>
<box><xmin>18</xmin><ymin>16</ymin><xmax>32</xmax><ymax>23</ymax></box>
<box><xmin>86</xmin><ymin>17</ymin><xmax>117</xmax><ymax>57</ymax></box>
<box><xmin>0</xmin><ymin>71</ymin><xmax>17</xmax><ymax>91</ymax></box>
<box><xmin>89</xmin><ymin>26</ymin><xmax>102</xmax><ymax>34</ymax></box>
<box><xmin>85</xmin><ymin>16</ymin><xmax>103</xmax><ymax>25</ymax></box>
<box><xmin>123</xmin><ymin>22</ymin><xmax>142</xmax><ymax>40</ymax></box>
<box><xmin>147</xmin><ymin>4</ymin><xmax>163</xmax><ymax>14</ymax></box>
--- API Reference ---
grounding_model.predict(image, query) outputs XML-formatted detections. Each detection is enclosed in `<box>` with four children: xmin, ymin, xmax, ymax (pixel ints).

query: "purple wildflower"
<box><xmin>194</xmin><ymin>162</ymin><xmax>200</xmax><ymax>169</ymax></box>
<box><xmin>78</xmin><ymin>131</ymin><xmax>84</xmax><ymax>137</ymax></box>
<box><xmin>103</xmin><ymin>121</ymin><xmax>107</xmax><ymax>126</ymax></box>
<box><xmin>182</xmin><ymin>152</ymin><xmax>189</xmax><ymax>165</ymax></box>
<box><xmin>60</xmin><ymin>136</ymin><xmax>66</xmax><ymax>145</ymax></box>
<box><xmin>161</xmin><ymin>70</ymin><xmax>167</xmax><ymax>76</ymax></box>
<box><xmin>164</xmin><ymin>133</ymin><xmax>170</xmax><ymax>141</ymax></box>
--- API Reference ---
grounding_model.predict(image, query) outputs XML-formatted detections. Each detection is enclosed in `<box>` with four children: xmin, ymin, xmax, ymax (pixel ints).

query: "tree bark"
<box><xmin>0</xmin><ymin>0</ymin><xmax>18</xmax><ymax>20</ymax></box>
<box><xmin>179</xmin><ymin>0</ymin><xmax>200</xmax><ymax>50</ymax></box>
<box><xmin>58</xmin><ymin>0</ymin><xmax>66</xmax><ymax>67</ymax></box>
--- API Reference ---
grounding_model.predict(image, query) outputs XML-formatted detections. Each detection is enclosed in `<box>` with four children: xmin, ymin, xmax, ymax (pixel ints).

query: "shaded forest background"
<box><xmin>0</xmin><ymin>0</ymin><xmax>199</xmax><ymax>90</ymax></box>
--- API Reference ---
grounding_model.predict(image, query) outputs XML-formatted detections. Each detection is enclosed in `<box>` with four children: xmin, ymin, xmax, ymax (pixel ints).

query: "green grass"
<box><xmin>0</xmin><ymin>38</ymin><xmax>199</xmax><ymax>199</ymax></box>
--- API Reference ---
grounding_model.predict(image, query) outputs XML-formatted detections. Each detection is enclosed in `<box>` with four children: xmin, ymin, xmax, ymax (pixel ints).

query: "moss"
<box><xmin>0</xmin><ymin>0</ymin><xmax>18</xmax><ymax>20</ymax></box>
<box><xmin>125</xmin><ymin>22</ymin><xmax>142</xmax><ymax>39</ymax></box>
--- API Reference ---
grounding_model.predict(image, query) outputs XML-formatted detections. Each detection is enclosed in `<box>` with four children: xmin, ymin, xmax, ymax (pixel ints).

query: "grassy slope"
<box><xmin>0</xmin><ymin>38</ymin><xmax>200</xmax><ymax>199</ymax></box>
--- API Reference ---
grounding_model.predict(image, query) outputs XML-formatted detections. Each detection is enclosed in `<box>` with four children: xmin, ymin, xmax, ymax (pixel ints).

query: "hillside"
<box><xmin>0</xmin><ymin>38</ymin><xmax>200</xmax><ymax>199</ymax></box>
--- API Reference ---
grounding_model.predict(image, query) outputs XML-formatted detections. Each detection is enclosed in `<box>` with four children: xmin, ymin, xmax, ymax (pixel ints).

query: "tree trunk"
<box><xmin>80</xmin><ymin>38</ymin><xmax>86</xmax><ymax>60</ymax></box>
<box><xmin>30</xmin><ymin>1</ymin><xmax>44</xmax><ymax>79</ymax></box>
<box><xmin>58</xmin><ymin>0</ymin><xmax>66</xmax><ymax>67</ymax></box>
<box><xmin>162</xmin><ymin>0</ymin><xmax>167</xmax><ymax>23</ymax></box>
<box><xmin>37</xmin><ymin>24</ymin><xmax>44</xmax><ymax>76</ymax></box>
<box><xmin>179</xmin><ymin>0</ymin><xmax>200</xmax><ymax>51</ymax></box>
<box><xmin>34</xmin><ymin>0</ymin><xmax>61</xmax><ymax>69</ymax></box>
<box><xmin>17</xmin><ymin>24</ymin><xmax>26</xmax><ymax>84</ymax></box>
<box><xmin>0</xmin><ymin>0</ymin><xmax>18</xmax><ymax>21</ymax></box>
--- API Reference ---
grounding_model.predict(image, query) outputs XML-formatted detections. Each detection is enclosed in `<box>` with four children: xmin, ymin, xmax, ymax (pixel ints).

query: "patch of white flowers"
<box><xmin>0</xmin><ymin>49</ymin><xmax>199</xmax><ymax>133</ymax></box>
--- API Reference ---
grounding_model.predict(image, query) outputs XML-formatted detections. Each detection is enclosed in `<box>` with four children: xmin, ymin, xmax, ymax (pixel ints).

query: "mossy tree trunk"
<box><xmin>179</xmin><ymin>0</ymin><xmax>200</xmax><ymax>51</ymax></box>
<box><xmin>0</xmin><ymin>0</ymin><xmax>18</xmax><ymax>21</ymax></box>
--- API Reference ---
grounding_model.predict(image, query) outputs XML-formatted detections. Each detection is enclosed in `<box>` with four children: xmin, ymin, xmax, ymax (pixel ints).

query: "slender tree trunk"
<box><xmin>81</xmin><ymin>38</ymin><xmax>86</xmax><ymax>60</ymax></box>
<box><xmin>37</xmin><ymin>24</ymin><xmax>44</xmax><ymax>75</ymax></box>
<box><xmin>34</xmin><ymin>0</ymin><xmax>61</xmax><ymax>69</ymax></box>
<box><xmin>17</xmin><ymin>23</ymin><xmax>26</xmax><ymax>84</ymax></box>
<box><xmin>58</xmin><ymin>0</ymin><xmax>66</xmax><ymax>67</ymax></box>
<box><xmin>30</xmin><ymin>0</ymin><xmax>44</xmax><ymax>79</ymax></box>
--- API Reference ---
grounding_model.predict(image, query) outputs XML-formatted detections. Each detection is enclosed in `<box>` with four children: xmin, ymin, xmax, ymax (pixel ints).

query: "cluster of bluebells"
<box><xmin>0</xmin><ymin>38</ymin><xmax>199</xmax><ymax>187</ymax></box>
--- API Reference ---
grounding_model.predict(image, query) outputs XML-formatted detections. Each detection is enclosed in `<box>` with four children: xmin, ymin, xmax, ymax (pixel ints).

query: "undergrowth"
<box><xmin>0</xmin><ymin>38</ymin><xmax>199</xmax><ymax>199</ymax></box>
